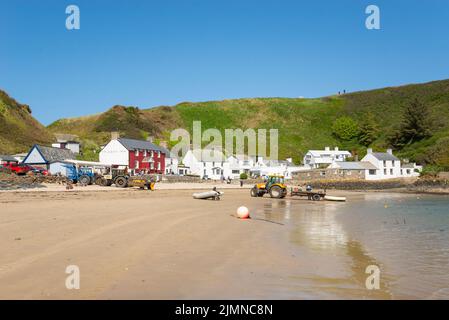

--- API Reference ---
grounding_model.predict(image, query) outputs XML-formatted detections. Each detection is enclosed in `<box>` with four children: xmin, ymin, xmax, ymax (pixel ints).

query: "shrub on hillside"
<box><xmin>332</xmin><ymin>116</ymin><xmax>359</xmax><ymax>141</ymax></box>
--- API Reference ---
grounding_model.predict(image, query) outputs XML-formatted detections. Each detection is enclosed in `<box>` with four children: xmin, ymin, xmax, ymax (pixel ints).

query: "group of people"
<box><xmin>220</xmin><ymin>175</ymin><xmax>232</xmax><ymax>184</ymax></box>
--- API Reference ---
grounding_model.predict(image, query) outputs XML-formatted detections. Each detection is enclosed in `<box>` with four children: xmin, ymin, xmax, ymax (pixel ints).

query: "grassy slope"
<box><xmin>0</xmin><ymin>90</ymin><xmax>54</xmax><ymax>154</ymax></box>
<box><xmin>46</xmin><ymin>79</ymin><xmax>449</xmax><ymax>165</ymax></box>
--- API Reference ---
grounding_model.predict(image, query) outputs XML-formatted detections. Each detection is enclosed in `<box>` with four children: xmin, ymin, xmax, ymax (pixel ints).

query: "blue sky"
<box><xmin>1</xmin><ymin>0</ymin><xmax>449</xmax><ymax>125</ymax></box>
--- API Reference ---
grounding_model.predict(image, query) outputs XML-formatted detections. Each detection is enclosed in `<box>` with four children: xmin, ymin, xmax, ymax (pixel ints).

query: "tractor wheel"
<box><xmin>250</xmin><ymin>187</ymin><xmax>258</xmax><ymax>197</ymax></box>
<box><xmin>269</xmin><ymin>186</ymin><xmax>283</xmax><ymax>199</ymax></box>
<box><xmin>115</xmin><ymin>176</ymin><xmax>128</xmax><ymax>188</ymax></box>
<box><xmin>98</xmin><ymin>178</ymin><xmax>112</xmax><ymax>187</ymax></box>
<box><xmin>79</xmin><ymin>175</ymin><xmax>91</xmax><ymax>185</ymax></box>
<box><xmin>312</xmin><ymin>194</ymin><xmax>321</xmax><ymax>201</ymax></box>
<box><xmin>95</xmin><ymin>176</ymin><xmax>103</xmax><ymax>186</ymax></box>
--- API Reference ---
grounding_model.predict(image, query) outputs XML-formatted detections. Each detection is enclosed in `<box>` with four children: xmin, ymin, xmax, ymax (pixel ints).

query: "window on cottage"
<box><xmin>369</xmin><ymin>169</ymin><xmax>376</xmax><ymax>175</ymax></box>
<box><xmin>384</xmin><ymin>169</ymin><xmax>387</xmax><ymax>175</ymax></box>
<box><xmin>157</xmin><ymin>162</ymin><xmax>161</xmax><ymax>170</ymax></box>
<box><xmin>157</xmin><ymin>151</ymin><xmax>161</xmax><ymax>158</ymax></box>
<box><xmin>390</xmin><ymin>169</ymin><xmax>393</xmax><ymax>175</ymax></box>
<box><xmin>135</xmin><ymin>149</ymin><xmax>139</xmax><ymax>156</ymax></box>
<box><xmin>143</xmin><ymin>150</ymin><xmax>147</xmax><ymax>157</ymax></box>
<box><xmin>150</xmin><ymin>162</ymin><xmax>154</xmax><ymax>170</ymax></box>
<box><xmin>135</xmin><ymin>160</ymin><xmax>139</xmax><ymax>169</ymax></box>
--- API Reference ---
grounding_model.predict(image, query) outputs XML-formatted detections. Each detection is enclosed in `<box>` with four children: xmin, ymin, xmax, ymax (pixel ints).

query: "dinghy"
<box><xmin>193</xmin><ymin>189</ymin><xmax>224</xmax><ymax>200</ymax></box>
<box><xmin>324</xmin><ymin>195</ymin><xmax>346</xmax><ymax>202</ymax></box>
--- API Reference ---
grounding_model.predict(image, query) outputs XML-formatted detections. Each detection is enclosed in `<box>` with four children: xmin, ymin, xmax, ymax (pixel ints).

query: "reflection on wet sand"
<box><xmin>260</xmin><ymin>199</ymin><xmax>393</xmax><ymax>299</ymax></box>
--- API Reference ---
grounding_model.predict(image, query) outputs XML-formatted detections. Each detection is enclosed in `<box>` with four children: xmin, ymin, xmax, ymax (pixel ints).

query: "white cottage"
<box><xmin>182</xmin><ymin>149</ymin><xmax>230</xmax><ymax>179</ymax></box>
<box><xmin>52</xmin><ymin>134</ymin><xmax>81</xmax><ymax>154</ymax></box>
<box><xmin>361</xmin><ymin>149</ymin><xmax>402</xmax><ymax>180</ymax></box>
<box><xmin>327</xmin><ymin>161</ymin><xmax>378</xmax><ymax>179</ymax></box>
<box><xmin>303</xmin><ymin>147</ymin><xmax>351</xmax><ymax>168</ymax></box>
<box><xmin>22</xmin><ymin>145</ymin><xmax>75</xmax><ymax>171</ymax></box>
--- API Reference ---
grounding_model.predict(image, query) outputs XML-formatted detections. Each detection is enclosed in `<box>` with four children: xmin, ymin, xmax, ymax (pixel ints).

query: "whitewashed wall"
<box><xmin>99</xmin><ymin>140</ymin><xmax>129</xmax><ymax>166</ymax></box>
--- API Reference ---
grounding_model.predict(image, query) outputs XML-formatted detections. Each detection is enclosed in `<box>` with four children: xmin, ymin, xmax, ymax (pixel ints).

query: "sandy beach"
<box><xmin>0</xmin><ymin>184</ymin><xmax>448</xmax><ymax>299</ymax></box>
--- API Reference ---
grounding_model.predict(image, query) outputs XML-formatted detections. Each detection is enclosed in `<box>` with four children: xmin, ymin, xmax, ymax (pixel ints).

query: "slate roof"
<box><xmin>36</xmin><ymin>145</ymin><xmax>75</xmax><ymax>162</ymax></box>
<box><xmin>0</xmin><ymin>155</ymin><xmax>18</xmax><ymax>162</ymax></box>
<box><xmin>118</xmin><ymin>138</ymin><xmax>166</xmax><ymax>153</ymax></box>
<box><xmin>371</xmin><ymin>152</ymin><xmax>399</xmax><ymax>161</ymax></box>
<box><xmin>332</xmin><ymin>161</ymin><xmax>378</xmax><ymax>170</ymax></box>
<box><xmin>307</xmin><ymin>150</ymin><xmax>351</xmax><ymax>156</ymax></box>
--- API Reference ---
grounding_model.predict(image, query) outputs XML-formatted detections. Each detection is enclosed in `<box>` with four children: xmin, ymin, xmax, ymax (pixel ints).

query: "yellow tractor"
<box><xmin>250</xmin><ymin>175</ymin><xmax>287</xmax><ymax>199</ymax></box>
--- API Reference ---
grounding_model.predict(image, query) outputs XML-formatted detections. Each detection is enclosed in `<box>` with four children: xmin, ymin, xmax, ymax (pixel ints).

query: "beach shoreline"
<box><xmin>1</xmin><ymin>186</ymin><xmax>448</xmax><ymax>299</ymax></box>
<box><xmin>0</xmin><ymin>187</ymin><xmax>378</xmax><ymax>299</ymax></box>
<box><xmin>1</xmin><ymin>180</ymin><xmax>448</xmax><ymax>195</ymax></box>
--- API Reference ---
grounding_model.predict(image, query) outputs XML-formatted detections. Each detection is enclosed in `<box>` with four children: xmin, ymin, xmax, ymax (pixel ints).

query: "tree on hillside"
<box><xmin>358</xmin><ymin>112</ymin><xmax>379</xmax><ymax>146</ymax></box>
<box><xmin>332</xmin><ymin>116</ymin><xmax>359</xmax><ymax>141</ymax></box>
<box><xmin>389</xmin><ymin>98</ymin><xmax>432</xmax><ymax>147</ymax></box>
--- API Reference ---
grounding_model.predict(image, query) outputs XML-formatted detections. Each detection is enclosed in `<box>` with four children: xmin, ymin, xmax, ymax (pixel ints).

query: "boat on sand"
<box><xmin>324</xmin><ymin>195</ymin><xmax>346</xmax><ymax>202</ymax></box>
<box><xmin>193</xmin><ymin>188</ymin><xmax>224</xmax><ymax>200</ymax></box>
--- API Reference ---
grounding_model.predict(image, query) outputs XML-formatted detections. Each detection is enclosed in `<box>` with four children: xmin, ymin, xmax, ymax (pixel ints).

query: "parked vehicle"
<box><xmin>66</xmin><ymin>165</ymin><xmax>95</xmax><ymax>184</ymax></box>
<box><xmin>2</xmin><ymin>163</ymin><xmax>32</xmax><ymax>175</ymax></box>
<box><xmin>95</xmin><ymin>167</ymin><xmax>128</xmax><ymax>187</ymax></box>
<box><xmin>30</xmin><ymin>166</ymin><xmax>49</xmax><ymax>176</ymax></box>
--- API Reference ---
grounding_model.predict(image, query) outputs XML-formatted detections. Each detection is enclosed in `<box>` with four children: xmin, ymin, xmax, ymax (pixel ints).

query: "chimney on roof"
<box><xmin>367</xmin><ymin>148</ymin><xmax>373</xmax><ymax>154</ymax></box>
<box><xmin>111</xmin><ymin>131</ymin><xmax>120</xmax><ymax>140</ymax></box>
<box><xmin>325</xmin><ymin>146</ymin><xmax>330</xmax><ymax>151</ymax></box>
<box><xmin>334</xmin><ymin>146</ymin><xmax>339</xmax><ymax>151</ymax></box>
<box><xmin>387</xmin><ymin>148</ymin><xmax>393</xmax><ymax>155</ymax></box>
<box><xmin>147</xmin><ymin>136</ymin><xmax>154</xmax><ymax>143</ymax></box>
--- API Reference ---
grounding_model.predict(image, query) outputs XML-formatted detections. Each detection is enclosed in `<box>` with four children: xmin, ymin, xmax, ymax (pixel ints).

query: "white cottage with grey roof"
<box><xmin>361</xmin><ymin>148</ymin><xmax>402</xmax><ymax>180</ymax></box>
<box><xmin>23</xmin><ymin>145</ymin><xmax>75</xmax><ymax>169</ymax></box>
<box><xmin>327</xmin><ymin>161</ymin><xmax>378</xmax><ymax>180</ymax></box>
<box><xmin>303</xmin><ymin>147</ymin><xmax>351</xmax><ymax>168</ymax></box>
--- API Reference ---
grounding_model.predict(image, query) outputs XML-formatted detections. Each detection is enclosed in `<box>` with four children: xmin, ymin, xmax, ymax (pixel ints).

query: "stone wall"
<box><xmin>292</xmin><ymin>169</ymin><xmax>365</xmax><ymax>182</ymax></box>
<box><xmin>288</xmin><ymin>178</ymin><xmax>413</xmax><ymax>190</ymax></box>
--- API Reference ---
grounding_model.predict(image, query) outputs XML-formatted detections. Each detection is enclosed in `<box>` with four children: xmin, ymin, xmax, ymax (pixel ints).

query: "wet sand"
<box><xmin>0</xmin><ymin>187</ymin><xmax>431</xmax><ymax>299</ymax></box>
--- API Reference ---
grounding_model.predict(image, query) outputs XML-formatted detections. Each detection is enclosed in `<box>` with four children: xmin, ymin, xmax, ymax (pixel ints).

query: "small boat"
<box><xmin>324</xmin><ymin>195</ymin><xmax>346</xmax><ymax>202</ymax></box>
<box><xmin>193</xmin><ymin>189</ymin><xmax>224</xmax><ymax>200</ymax></box>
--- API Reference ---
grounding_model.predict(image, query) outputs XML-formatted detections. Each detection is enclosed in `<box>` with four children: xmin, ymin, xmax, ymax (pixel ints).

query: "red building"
<box><xmin>100</xmin><ymin>137</ymin><xmax>166</xmax><ymax>175</ymax></box>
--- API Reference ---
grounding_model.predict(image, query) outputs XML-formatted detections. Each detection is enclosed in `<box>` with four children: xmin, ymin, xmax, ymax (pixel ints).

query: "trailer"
<box><xmin>290</xmin><ymin>187</ymin><xmax>326</xmax><ymax>201</ymax></box>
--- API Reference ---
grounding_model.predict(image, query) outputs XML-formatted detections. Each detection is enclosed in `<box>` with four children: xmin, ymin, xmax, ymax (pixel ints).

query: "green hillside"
<box><xmin>0</xmin><ymin>90</ymin><xmax>54</xmax><ymax>154</ymax></box>
<box><xmin>47</xmin><ymin>79</ymin><xmax>449</xmax><ymax>167</ymax></box>
<box><xmin>0</xmin><ymin>78</ymin><xmax>445</xmax><ymax>167</ymax></box>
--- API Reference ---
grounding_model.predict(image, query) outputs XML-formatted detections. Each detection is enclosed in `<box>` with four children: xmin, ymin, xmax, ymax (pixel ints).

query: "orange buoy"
<box><xmin>237</xmin><ymin>206</ymin><xmax>250</xmax><ymax>219</ymax></box>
